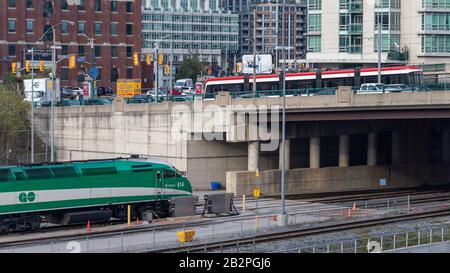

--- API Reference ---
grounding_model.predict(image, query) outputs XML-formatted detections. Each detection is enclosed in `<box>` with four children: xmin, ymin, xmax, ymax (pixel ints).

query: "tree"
<box><xmin>175</xmin><ymin>56</ymin><xmax>204</xmax><ymax>81</ymax></box>
<box><xmin>0</xmin><ymin>85</ymin><xmax>30</xmax><ymax>164</ymax></box>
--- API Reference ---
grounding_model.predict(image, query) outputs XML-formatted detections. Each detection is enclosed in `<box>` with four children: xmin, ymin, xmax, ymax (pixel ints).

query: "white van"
<box><xmin>174</xmin><ymin>79</ymin><xmax>194</xmax><ymax>91</ymax></box>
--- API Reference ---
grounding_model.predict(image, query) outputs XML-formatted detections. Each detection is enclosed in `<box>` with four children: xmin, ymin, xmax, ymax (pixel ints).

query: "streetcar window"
<box><xmin>24</xmin><ymin>168</ymin><xmax>54</xmax><ymax>180</ymax></box>
<box><xmin>51</xmin><ymin>167</ymin><xmax>78</xmax><ymax>178</ymax></box>
<box><xmin>0</xmin><ymin>169</ymin><xmax>12</xmax><ymax>182</ymax></box>
<box><xmin>81</xmin><ymin>167</ymin><xmax>117</xmax><ymax>176</ymax></box>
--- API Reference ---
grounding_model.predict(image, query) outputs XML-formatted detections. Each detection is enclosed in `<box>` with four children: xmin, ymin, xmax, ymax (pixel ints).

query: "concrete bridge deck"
<box><xmin>35</xmin><ymin>89</ymin><xmax>450</xmax><ymax>192</ymax></box>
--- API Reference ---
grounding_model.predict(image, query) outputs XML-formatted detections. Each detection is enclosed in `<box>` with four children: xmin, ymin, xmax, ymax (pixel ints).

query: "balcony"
<box><xmin>346</xmin><ymin>45</ymin><xmax>362</xmax><ymax>53</ymax></box>
<box><xmin>387</xmin><ymin>50</ymin><xmax>409</xmax><ymax>61</ymax></box>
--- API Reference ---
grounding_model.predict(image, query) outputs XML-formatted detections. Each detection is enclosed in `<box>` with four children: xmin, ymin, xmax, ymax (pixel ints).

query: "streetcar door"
<box><xmin>155</xmin><ymin>171</ymin><xmax>163</xmax><ymax>201</ymax></box>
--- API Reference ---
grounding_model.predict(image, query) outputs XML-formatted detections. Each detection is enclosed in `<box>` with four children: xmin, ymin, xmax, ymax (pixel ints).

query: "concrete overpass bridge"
<box><xmin>35</xmin><ymin>88</ymin><xmax>450</xmax><ymax>195</ymax></box>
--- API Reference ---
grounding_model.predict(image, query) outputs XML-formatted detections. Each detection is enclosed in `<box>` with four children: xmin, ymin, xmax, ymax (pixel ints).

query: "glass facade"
<box><xmin>421</xmin><ymin>0</ymin><xmax>450</xmax><ymax>54</ymax></box>
<box><xmin>141</xmin><ymin>9</ymin><xmax>239</xmax><ymax>64</ymax></box>
<box><xmin>307</xmin><ymin>0</ymin><xmax>322</xmax><ymax>52</ymax></box>
<box><xmin>374</xmin><ymin>0</ymin><xmax>401</xmax><ymax>52</ymax></box>
<box><xmin>339</xmin><ymin>0</ymin><xmax>363</xmax><ymax>53</ymax></box>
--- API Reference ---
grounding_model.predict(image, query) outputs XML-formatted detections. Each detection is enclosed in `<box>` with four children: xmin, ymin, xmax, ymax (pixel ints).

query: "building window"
<box><xmin>126</xmin><ymin>24</ymin><xmax>133</xmax><ymax>35</ymax></box>
<box><xmin>61</xmin><ymin>22</ymin><xmax>69</xmax><ymax>34</ymax></box>
<box><xmin>78</xmin><ymin>0</ymin><xmax>85</xmax><ymax>11</ymax></box>
<box><xmin>61</xmin><ymin>45</ymin><xmax>69</xmax><ymax>55</ymax></box>
<box><xmin>78</xmin><ymin>22</ymin><xmax>86</xmax><ymax>34</ymax></box>
<box><xmin>111</xmin><ymin>1</ymin><xmax>118</xmax><ymax>12</ymax></box>
<box><xmin>8</xmin><ymin>0</ymin><xmax>15</xmax><ymax>8</ymax></box>
<box><xmin>307</xmin><ymin>36</ymin><xmax>321</xmax><ymax>52</ymax></box>
<box><xmin>95</xmin><ymin>0</ymin><xmax>101</xmax><ymax>11</ymax></box>
<box><xmin>95</xmin><ymin>46</ymin><xmax>101</xmax><ymax>57</ymax></box>
<box><xmin>61</xmin><ymin>0</ymin><xmax>68</xmax><ymax>10</ymax></box>
<box><xmin>126</xmin><ymin>46</ymin><xmax>133</xmax><ymax>58</ymax></box>
<box><xmin>111</xmin><ymin>46</ymin><xmax>118</xmax><ymax>57</ymax></box>
<box><xmin>126</xmin><ymin>1</ymin><xmax>133</xmax><ymax>12</ymax></box>
<box><xmin>95</xmin><ymin>23</ymin><xmax>102</xmax><ymax>35</ymax></box>
<box><xmin>8</xmin><ymin>45</ymin><xmax>16</xmax><ymax>56</ymax></box>
<box><xmin>111</xmin><ymin>68</ymin><xmax>119</xmax><ymax>82</ymax></box>
<box><xmin>8</xmin><ymin>20</ymin><xmax>16</xmax><ymax>33</ymax></box>
<box><xmin>126</xmin><ymin>68</ymin><xmax>133</xmax><ymax>79</ymax></box>
<box><xmin>78</xmin><ymin>45</ymin><xmax>85</xmax><ymax>55</ymax></box>
<box><xmin>111</xmin><ymin>23</ymin><xmax>118</xmax><ymax>35</ymax></box>
<box><xmin>27</xmin><ymin>0</ymin><xmax>33</xmax><ymax>9</ymax></box>
<box><xmin>61</xmin><ymin>68</ymin><xmax>68</xmax><ymax>81</ymax></box>
<box><xmin>26</xmin><ymin>20</ymin><xmax>34</xmax><ymax>33</ymax></box>
<box><xmin>96</xmin><ymin>68</ymin><xmax>102</xmax><ymax>80</ymax></box>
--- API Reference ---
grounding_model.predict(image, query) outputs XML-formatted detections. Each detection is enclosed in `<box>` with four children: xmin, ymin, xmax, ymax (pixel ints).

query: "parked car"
<box><xmin>357</xmin><ymin>83</ymin><xmax>402</xmax><ymax>94</ymax></box>
<box><xmin>146</xmin><ymin>90</ymin><xmax>166</xmax><ymax>102</ymax></box>
<box><xmin>96</xmin><ymin>86</ymin><xmax>114</xmax><ymax>96</ymax></box>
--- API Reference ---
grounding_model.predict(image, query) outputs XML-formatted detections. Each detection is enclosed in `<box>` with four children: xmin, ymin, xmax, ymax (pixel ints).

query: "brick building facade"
<box><xmin>0</xmin><ymin>0</ymin><xmax>142</xmax><ymax>90</ymax></box>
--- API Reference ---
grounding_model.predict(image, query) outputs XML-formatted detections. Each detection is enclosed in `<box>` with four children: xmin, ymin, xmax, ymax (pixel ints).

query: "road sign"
<box><xmin>89</xmin><ymin>67</ymin><xmax>99</xmax><ymax>79</ymax></box>
<box><xmin>117</xmin><ymin>79</ymin><xmax>142</xmax><ymax>98</ymax></box>
<box><xmin>76</xmin><ymin>56</ymin><xmax>86</xmax><ymax>63</ymax></box>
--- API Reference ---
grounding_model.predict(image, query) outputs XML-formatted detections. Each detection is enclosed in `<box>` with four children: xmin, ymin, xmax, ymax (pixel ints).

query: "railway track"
<box><xmin>2</xmin><ymin>188</ymin><xmax>450</xmax><ymax>244</ymax></box>
<box><xmin>150</xmin><ymin>208</ymin><xmax>450</xmax><ymax>253</ymax></box>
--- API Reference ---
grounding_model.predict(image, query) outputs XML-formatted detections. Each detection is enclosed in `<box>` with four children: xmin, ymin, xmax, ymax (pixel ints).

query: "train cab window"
<box><xmin>156</xmin><ymin>172</ymin><xmax>162</xmax><ymax>180</ymax></box>
<box><xmin>0</xmin><ymin>169</ymin><xmax>12</xmax><ymax>182</ymax></box>
<box><xmin>24</xmin><ymin>168</ymin><xmax>54</xmax><ymax>180</ymax></box>
<box><xmin>163</xmin><ymin>169</ymin><xmax>176</xmax><ymax>179</ymax></box>
<box><xmin>51</xmin><ymin>167</ymin><xmax>78</xmax><ymax>178</ymax></box>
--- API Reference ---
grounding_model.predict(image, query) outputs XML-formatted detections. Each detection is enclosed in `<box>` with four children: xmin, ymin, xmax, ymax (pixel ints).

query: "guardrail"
<box><xmin>33</xmin><ymin>82</ymin><xmax>450</xmax><ymax>108</ymax></box>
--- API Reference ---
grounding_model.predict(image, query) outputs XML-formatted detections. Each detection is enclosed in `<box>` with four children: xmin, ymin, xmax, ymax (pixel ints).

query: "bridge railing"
<box><xmin>33</xmin><ymin>82</ymin><xmax>450</xmax><ymax>108</ymax></box>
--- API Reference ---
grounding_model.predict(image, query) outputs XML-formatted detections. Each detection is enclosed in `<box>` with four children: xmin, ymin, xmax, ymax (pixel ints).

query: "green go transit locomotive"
<box><xmin>0</xmin><ymin>156</ymin><xmax>193</xmax><ymax>233</ymax></box>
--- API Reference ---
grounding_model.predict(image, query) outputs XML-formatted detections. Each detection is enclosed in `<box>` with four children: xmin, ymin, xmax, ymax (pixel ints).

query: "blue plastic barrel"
<box><xmin>210</xmin><ymin>181</ymin><xmax>221</xmax><ymax>190</ymax></box>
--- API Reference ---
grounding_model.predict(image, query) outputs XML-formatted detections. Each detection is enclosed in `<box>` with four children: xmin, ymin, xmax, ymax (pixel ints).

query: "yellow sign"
<box><xmin>117</xmin><ymin>79</ymin><xmax>142</xmax><ymax>98</ymax></box>
<box><xmin>253</xmin><ymin>187</ymin><xmax>261</xmax><ymax>198</ymax></box>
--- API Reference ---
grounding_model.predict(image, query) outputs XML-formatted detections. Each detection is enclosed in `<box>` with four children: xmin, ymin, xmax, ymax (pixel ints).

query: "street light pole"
<box><xmin>377</xmin><ymin>12</ymin><xmax>382</xmax><ymax>84</ymax></box>
<box><xmin>50</xmin><ymin>27</ymin><xmax>56</xmax><ymax>162</ymax></box>
<box><xmin>253</xmin><ymin>9</ymin><xmax>257</xmax><ymax>96</ymax></box>
<box><xmin>30</xmin><ymin>48</ymin><xmax>35</xmax><ymax>163</ymax></box>
<box><xmin>81</xmin><ymin>34</ymin><xmax>96</xmax><ymax>99</ymax></box>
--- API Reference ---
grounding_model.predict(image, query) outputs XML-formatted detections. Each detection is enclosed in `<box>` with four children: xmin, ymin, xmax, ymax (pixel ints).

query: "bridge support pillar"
<box><xmin>310</xmin><ymin>137</ymin><xmax>320</xmax><ymax>169</ymax></box>
<box><xmin>392</xmin><ymin>131</ymin><xmax>403</xmax><ymax>165</ymax></box>
<box><xmin>248</xmin><ymin>141</ymin><xmax>260</xmax><ymax>171</ymax></box>
<box><xmin>279</xmin><ymin>139</ymin><xmax>291</xmax><ymax>170</ymax></box>
<box><xmin>444</xmin><ymin>129</ymin><xmax>450</xmax><ymax>162</ymax></box>
<box><xmin>367</xmin><ymin>132</ymin><xmax>378</xmax><ymax>166</ymax></box>
<box><xmin>339</xmin><ymin>135</ymin><xmax>349</xmax><ymax>167</ymax></box>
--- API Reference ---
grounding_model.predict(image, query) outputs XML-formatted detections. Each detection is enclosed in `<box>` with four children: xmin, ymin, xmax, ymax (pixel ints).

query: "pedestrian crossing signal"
<box><xmin>39</xmin><ymin>61</ymin><xmax>45</xmax><ymax>72</ymax></box>
<box><xmin>25</xmin><ymin>61</ymin><xmax>31</xmax><ymax>73</ymax></box>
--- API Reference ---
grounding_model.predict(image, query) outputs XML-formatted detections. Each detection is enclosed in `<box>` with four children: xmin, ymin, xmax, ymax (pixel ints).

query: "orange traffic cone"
<box><xmin>136</xmin><ymin>217</ymin><xmax>140</xmax><ymax>225</ymax></box>
<box><xmin>86</xmin><ymin>220</ymin><xmax>91</xmax><ymax>232</ymax></box>
<box><xmin>347</xmin><ymin>209</ymin><xmax>352</xmax><ymax>218</ymax></box>
<box><xmin>352</xmin><ymin>202</ymin><xmax>357</xmax><ymax>211</ymax></box>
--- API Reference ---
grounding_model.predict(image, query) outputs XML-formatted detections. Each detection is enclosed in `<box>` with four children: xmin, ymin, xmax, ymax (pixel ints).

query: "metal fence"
<box><xmin>293</xmin><ymin>224</ymin><xmax>450</xmax><ymax>253</ymax></box>
<box><xmin>2</xmin><ymin>194</ymin><xmax>450</xmax><ymax>253</ymax></box>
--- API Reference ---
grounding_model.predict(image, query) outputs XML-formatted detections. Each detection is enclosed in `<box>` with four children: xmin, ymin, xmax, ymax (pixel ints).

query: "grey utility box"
<box><xmin>203</xmin><ymin>193</ymin><xmax>235</xmax><ymax>215</ymax></box>
<box><xmin>170</xmin><ymin>196</ymin><xmax>199</xmax><ymax>217</ymax></box>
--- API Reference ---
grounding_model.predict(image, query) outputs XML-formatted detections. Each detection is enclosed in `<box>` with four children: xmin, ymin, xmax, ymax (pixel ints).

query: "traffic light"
<box><xmin>158</xmin><ymin>53</ymin><xmax>163</xmax><ymax>66</ymax></box>
<box><xmin>11</xmin><ymin>62</ymin><xmax>17</xmax><ymax>74</ymax></box>
<box><xmin>25</xmin><ymin>61</ymin><xmax>31</xmax><ymax>73</ymax></box>
<box><xmin>145</xmin><ymin>54</ymin><xmax>151</xmax><ymax>65</ymax></box>
<box><xmin>133</xmin><ymin>52</ymin><xmax>139</xmax><ymax>66</ymax></box>
<box><xmin>39</xmin><ymin>60</ymin><xmax>45</xmax><ymax>72</ymax></box>
<box><xmin>69</xmin><ymin>55</ymin><xmax>76</xmax><ymax>69</ymax></box>
<box><xmin>236</xmin><ymin>63</ymin><xmax>242</xmax><ymax>73</ymax></box>
<box><xmin>164</xmin><ymin>64</ymin><xmax>170</xmax><ymax>76</ymax></box>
